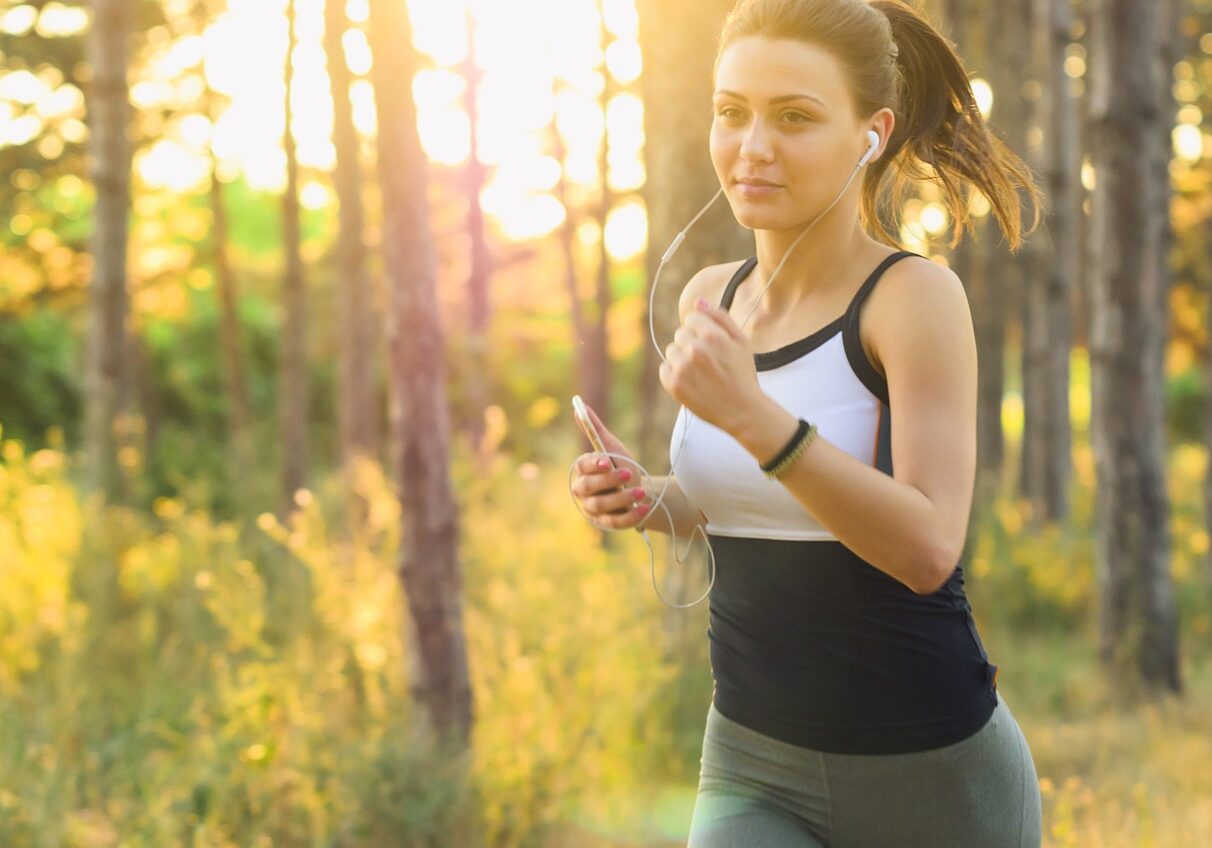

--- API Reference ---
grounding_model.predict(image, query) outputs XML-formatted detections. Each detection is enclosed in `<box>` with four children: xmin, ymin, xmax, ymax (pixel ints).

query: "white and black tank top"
<box><xmin>670</xmin><ymin>251</ymin><xmax>999</xmax><ymax>755</ymax></box>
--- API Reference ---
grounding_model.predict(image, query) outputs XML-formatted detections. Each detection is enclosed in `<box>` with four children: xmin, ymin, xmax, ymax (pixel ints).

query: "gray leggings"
<box><xmin>688</xmin><ymin>691</ymin><xmax>1042</xmax><ymax>847</ymax></box>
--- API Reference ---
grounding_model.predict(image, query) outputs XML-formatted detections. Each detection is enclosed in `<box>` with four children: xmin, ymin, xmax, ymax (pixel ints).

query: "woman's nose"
<box><xmin>738</xmin><ymin>121</ymin><xmax>774</xmax><ymax>163</ymax></box>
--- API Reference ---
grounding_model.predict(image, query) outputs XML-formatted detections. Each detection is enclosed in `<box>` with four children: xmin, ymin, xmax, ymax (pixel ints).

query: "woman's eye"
<box><xmin>783</xmin><ymin>111</ymin><xmax>811</xmax><ymax>123</ymax></box>
<box><xmin>717</xmin><ymin>107</ymin><xmax>744</xmax><ymax>120</ymax></box>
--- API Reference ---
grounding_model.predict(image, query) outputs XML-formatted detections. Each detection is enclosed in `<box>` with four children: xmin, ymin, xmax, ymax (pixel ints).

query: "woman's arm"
<box><xmin>725</xmin><ymin>261</ymin><xmax>978</xmax><ymax>595</ymax></box>
<box><xmin>637</xmin><ymin>475</ymin><xmax>708</xmax><ymax>538</ymax></box>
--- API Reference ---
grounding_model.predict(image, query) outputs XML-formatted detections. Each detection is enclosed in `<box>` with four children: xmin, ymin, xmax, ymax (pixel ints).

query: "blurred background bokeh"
<box><xmin>1</xmin><ymin>0</ymin><xmax>1211</xmax><ymax>844</ymax></box>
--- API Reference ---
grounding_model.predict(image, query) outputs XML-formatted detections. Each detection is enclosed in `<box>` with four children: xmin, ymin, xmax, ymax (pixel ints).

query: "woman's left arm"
<box><xmin>725</xmin><ymin>263</ymin><xmax>978</xmax><ymax>595</ymax></box>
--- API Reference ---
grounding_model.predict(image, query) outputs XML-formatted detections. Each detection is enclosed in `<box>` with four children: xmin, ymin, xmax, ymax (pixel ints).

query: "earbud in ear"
<box><xmin>858</xmin><ymin>130</ymin><xmax>880</xmax><ymax>167</ymax></box>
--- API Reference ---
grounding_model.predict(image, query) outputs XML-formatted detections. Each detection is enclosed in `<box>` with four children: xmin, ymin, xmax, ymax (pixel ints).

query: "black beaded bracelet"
<box><xmin>760</xmin><ymin>418</ymin><xmax>813</xmax><ymax>475</ymax></box>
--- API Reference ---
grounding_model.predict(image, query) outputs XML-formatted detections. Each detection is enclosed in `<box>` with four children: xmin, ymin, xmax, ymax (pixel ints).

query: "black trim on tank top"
<box><xmin>718</xmin><ymin>251</ymin><xmax>922</xmax><ymax>380</ymax></box>
<box><xmin>841</xmin><ymin>251</ymin><xmax>920</xmax><ymax>405</ymax></box>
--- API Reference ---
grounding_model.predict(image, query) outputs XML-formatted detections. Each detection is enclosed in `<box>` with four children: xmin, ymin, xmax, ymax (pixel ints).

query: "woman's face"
<box><xmin>710</xmin><ymin>37</ymin><xmax>872</xmax><ymax>232</ymax></box>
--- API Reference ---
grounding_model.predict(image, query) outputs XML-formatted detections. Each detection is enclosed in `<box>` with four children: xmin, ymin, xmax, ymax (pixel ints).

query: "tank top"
<box><xmin>669</xmin><ymin>251</ymin><xmax>999</xmax><ymax>755</ymax></box>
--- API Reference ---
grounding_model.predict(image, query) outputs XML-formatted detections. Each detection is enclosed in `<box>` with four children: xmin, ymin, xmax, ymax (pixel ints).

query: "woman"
<box><xmin>570</xmin><ymin>0</ymin><xmax>1044</xmax><ymax>844</ymax></box>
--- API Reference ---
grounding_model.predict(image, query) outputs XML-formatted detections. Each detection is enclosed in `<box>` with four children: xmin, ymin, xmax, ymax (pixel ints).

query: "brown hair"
<box><xmin>714</xmin><ymin>0</ymin><xmax>1043</xmax><ymax>251</ymax></box>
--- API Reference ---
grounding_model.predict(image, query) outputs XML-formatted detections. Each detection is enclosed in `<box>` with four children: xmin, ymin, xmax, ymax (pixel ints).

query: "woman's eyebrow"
<box><xmin>713</xmin><ymin>90</ymin><xmax>826</xmax><ymax>108</ymax></box>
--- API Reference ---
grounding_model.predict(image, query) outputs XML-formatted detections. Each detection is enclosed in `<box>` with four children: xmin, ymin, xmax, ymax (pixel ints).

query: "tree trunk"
<box><xmin>1021</xmin><ymin>0</ymin><xmax>1077</xmax><ymax>524</ymax></box>
<box><xmin>279</xmin><ymin>0</ymin><xmax>308</xmax><ymax>516</ymax></box>
<box><xmin>942</xmin><ymin>0</ymin><xmax>999</xmax><ymax>568</ymax></box>
<box><xmin>586</xmin><ymin>13</ymin><xmax>615</xmax><ymax>431</ymax></box>
<box><xmin>324</xmin><ymin>0</ymin><xmax>377</xmax><ymax>519</ymax></box>
<box><xmin>209</xmin><ymin>133</ymin><xmax>252</xmax><ymax>497</ymax></box>
<box><xmin>987</xmin><ymin>0</ymin><xmax>1031</xmax><ymax>507</ymax></box>
<box><xmin>462</xmin><ymin>9</ymin><xmax>493</xmax><ymax>462</ymax></box>
<box><xmin>368</xmin><ymin>0</ymin><xmax>473</xmax><ymax>745</ymax></box>
<box><xmin>635</xmin><ymin>0</ymin><xmax>752</xmax><ymax>465</ymax></box>
<box><xmin>552</xmin><ymin>110</ymin><xmax>591</xmax><ymax>424</ymax></box>
<box><xmin>1087</xmin><ymin>0</ymin><xmax>1180</xmax><ymax>694</ymax></box>
<box><xmin>84</xmin><ymin>0</ymin><xmax>133</xmax><ymax>501</ymax></box>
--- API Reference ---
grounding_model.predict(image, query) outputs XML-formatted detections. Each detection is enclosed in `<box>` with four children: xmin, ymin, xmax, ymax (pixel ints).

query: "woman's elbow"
<box><xmin>910</xmin><ymin>541</ymin><xmax>961</xmax><ymax>595</ymax></box>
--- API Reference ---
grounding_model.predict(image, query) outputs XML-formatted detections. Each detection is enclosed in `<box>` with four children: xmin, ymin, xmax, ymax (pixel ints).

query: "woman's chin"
<box><xmin>729</xmin><ymin>206</ymin><xmax>786</xmax><ymax>231</ymax></box>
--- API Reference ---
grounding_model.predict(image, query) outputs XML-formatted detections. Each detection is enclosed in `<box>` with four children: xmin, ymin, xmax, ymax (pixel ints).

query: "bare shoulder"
<box><xmin>677</xmin><ymin>259</ymin><xmax>750</xmax><ymax>324</ymax></box>
<box><xmin>862</xmin><ymin>254</ymin><xmax>973</xmax><ymax>377</ymax></box>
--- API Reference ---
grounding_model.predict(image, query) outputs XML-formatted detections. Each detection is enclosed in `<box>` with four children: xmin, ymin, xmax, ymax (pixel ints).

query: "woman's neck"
<box><xmin>746</xmin><ymin>200</ymin><xmax>878</xmax><ymax>318</ymax></box>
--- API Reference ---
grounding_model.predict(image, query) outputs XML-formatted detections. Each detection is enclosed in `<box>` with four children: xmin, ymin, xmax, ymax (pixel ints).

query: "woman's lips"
<box><xmin>736</xmin><ymin>180</ymin><xmax>781</xmax><ymax>198</ymax></box>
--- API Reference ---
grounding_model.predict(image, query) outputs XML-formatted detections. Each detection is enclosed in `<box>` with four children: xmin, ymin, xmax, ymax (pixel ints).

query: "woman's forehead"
<box><xmin>715</xmin><ymin>37</ymin><xmax>848</xmax><ymax>108</ymax></box>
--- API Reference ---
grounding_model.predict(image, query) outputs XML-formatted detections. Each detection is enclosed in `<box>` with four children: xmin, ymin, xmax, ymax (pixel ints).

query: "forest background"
<box><xmin>1</xmin><ymin>0</ymin><xmax>1211</xmax><ymax>845</ymax></box>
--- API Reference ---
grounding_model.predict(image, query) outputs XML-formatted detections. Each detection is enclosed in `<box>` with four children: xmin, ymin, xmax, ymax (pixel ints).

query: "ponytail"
<box><xmin>867</xmin><ymin>0</ymin><xmax>1042</xmax><ymax>251</ymax></box>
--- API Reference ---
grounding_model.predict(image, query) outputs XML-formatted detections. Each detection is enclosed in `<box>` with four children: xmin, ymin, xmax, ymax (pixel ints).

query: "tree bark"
<box><xmin>1087</xmin><ymin>0</ymin><xmax>1180</xmax><ymax>693</ymax></box>
<box><xmin>462</xmin><ymin>6</ymin><xmax>493</xmax><ymax>461</ymax></box>
<box><xmin>1021</xmin><ymin>0</ymin><xmax>1077</xmax><ymax>524</ymax></box>
<box><xmin>586</xmin><ymin>13</ymin><xmax>616</xmax><ymax>431</ymax></box>
<box><xmin>635</xmin><ymin>0</ymin><xmax>752</xmax><ymax>465</ymax></box>
<box><xmin>208</xmin><ymin>130</ymin><xmax>252</xmax><ymax>496</ymax></box>
<box><xmin>279</xmin><ymin>0</ymin><xmax>308</xmax><ymax>516</ymax></box>
<box><xmin>324</xmin><ymin>0</ymin><xmax>377</xmax><ymax>519</ymax></box>
<box><xmin>368</xmin><ymin>0</ymin><xmax>473</xmax><ymax>744</ymax></box>
<box><xmin>84</xmin><ymin>0</ymin><xmax>133</xmax><ymax>501</ymax></box>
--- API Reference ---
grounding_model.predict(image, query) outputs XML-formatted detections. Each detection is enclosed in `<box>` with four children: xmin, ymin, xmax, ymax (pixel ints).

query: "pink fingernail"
<box><xmin>618</xmin><ymin>469</ymin><xmax>632</xmax><ymax>481</ymax></box>
<box><xmin>636</xmin><ymin>504</ymin><xmax>650</xmax><ymax>515</ymax></box>
<box><xmin>597</xmin><ymin>459</ymin><xmax>609</xmax><ymax>469</ymax></box>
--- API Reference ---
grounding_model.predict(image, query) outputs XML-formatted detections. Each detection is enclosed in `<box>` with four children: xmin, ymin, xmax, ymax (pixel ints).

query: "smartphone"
<box><xmin>573</xmin><ymin>395</ymin><xmax>633</xmax><ymax>515</ymax></box>
<box><xmin>572</xmin><ymin>395</ymin><xmax>616</xmax><ymax>470</ymax></box>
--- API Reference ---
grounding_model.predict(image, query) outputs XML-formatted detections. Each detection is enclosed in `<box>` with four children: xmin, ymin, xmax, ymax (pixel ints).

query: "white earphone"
<box><xmin>569</xmin><ymin>126</ymin><xmax>884</xmax><ymax>608</ymax></box>
<box><xmin>858</xmin><ymin>129</ymin><xmax>881</xmax><ymax>168</ymax></box>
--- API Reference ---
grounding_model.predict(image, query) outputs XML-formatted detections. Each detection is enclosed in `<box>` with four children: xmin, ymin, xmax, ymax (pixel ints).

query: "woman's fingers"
<box><xmin>573</xmin><ymin>453</ymin><xmax>651</xmax><ymax>520</ymax></box>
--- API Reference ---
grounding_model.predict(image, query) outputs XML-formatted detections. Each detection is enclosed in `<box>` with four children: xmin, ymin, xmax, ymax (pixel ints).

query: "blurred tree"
<box><xmin>1021</xmin><ymin>0</ymin><xmax>1079</xmax><ymax>524</ymax></box>
<box><xmin>460</xmin><ymin>5</ymin><xmax>492</xmax><ymax>461</ymax></box>
<box><xmin>941</xmin><ymin>0</ymin><xmax>999</xmax><ymax>563</ymax></box>
<box><xmin>635</xmin><ymin>0</ymin><xmax>752</xmax><ymax>464</ymax></box>
<box><xmin>1087</xmin><ymin>0</ymin><xmax>1180</xmax><ymax>693</ymax></box>
<box><xmin>84</xmin><ymin>0</ymin><xmax>135</xmax><ymax>500</ymax></box>
<box><xmin>324</xmin><ymin>0</ymin><xmax>378</xmax><ymax>518</ymax></box>
<box><xmin>279</xmin><ymin>0</ymin><xmax>309</xmax><ymax>516</ymax></box>
<box><xmin>987</xmin><ymin>0</ymin><xmax>1031</xmax><ymax>506</ymax></box>
<box><xmin>584</xmin><ymin>9</ymin><xmax>617</xmax><ymax>430</ymax></box>
<box><xmin>368</xmin><ymin>0</ymin><xmax>473</xmax><ymax>747</ymax></box>
<box><xmin>207</xmin><ymin>97</ymin><xmax>252</xmax><ymax>495</ymax></box>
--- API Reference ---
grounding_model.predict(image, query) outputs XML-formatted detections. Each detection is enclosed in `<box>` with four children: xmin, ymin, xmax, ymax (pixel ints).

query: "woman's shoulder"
<box><xmin>677</xmin><ymin>259</ymin><xmax>751</xmax><ymax>323</ymax></box>
<box><xmin>863</xmin><ymin>252</ymin><xmax>972</xmax><ymax>377</ymax></box>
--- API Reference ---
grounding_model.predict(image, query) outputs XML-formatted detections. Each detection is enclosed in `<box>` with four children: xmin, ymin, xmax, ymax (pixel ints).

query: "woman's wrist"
<box><xmin>729</xmin><ymin>397</ymin><xmax>802</xmax><ymax>468</ymax></box>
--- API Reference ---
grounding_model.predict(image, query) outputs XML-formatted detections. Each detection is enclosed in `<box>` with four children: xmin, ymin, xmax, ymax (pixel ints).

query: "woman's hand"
<box><xmin>659</xmin><ymin>298</ymin><xmax>763</xmax><ymax>434</ymax></box>
<box><xmin>570</xmin><ymin>402</ymin><xmax>653</xmax><ymax>530</ymax></box>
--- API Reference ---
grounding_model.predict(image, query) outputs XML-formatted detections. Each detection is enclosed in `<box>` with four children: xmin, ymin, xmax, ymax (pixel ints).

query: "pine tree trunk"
<box><xmin>586</xmin><ymin>13</ymin><xmax>616</xmax><ymax>431</ymax></box>
<box><xmin>462</xmin><ymin>7</ymin><xmax>492</xmax><ymax>461</ymax></box>
<box><xmin>635</xmin><ymin>0</ymin><xmax>752</xmax><ymax>464</ymax></box>
<box><xmin>324</xmin><ymin>0</ymin><xmax>377</xmax><ymax>517</ymax></box>
<box><xmin>84</xmin><ymin>0</ymin><xmax>133</xmax><ymax>501</ymax></box>
<box><xmin>1088</xmin><ymin>0</ymin><xmax>1180</xmax><ymax>693</ymax></box>
<box><xmin>209</xmin><ymin>142</ymin><xmax>252</xmax><ymax>495</ymax></box>
<box><xmin>279</xmin><ymin>0</ymin><xmax>309</xmax><ymax>515</ymax></box>
<box><xmin>552</xmin><ymin>113</ymin><xmax>591</xmax><ymax>425</ymax></box>
<box><xmin>943</xmin><ymin>0</ymin><xmax>1000</xmax><ymax>564</ymax></box>
<box><xmin>368</xmin><ymin>0</ymin><xmax>473</xmax><ymax>745</ymax></box>
<box><xmin>1022</xmin><ymin>0</ymin><xmax>1077</xmax><ymax>524</ymax></box>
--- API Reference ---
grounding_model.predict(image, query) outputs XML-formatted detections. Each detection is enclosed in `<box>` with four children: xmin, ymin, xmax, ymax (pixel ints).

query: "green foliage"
<box><xmin>1165</xmin><ymin>365</ymin><xmax>1205</xmax><ymax>444</ymax></box>
<box><xmin>0</xmin><ymin>440</ymin><xmax>476</xmax><ymax>846</ymax></box>
<box><xmin>0</xmin><ymin>310</ymin><xmax>80</xmax><ymax>448</ymax></box>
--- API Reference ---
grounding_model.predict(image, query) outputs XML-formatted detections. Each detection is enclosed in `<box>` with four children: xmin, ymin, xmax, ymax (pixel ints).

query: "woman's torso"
<box><xmin>670</xmin><ymin>250</ymin><xmax>999</xmax><ymax>754</ymax></box>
